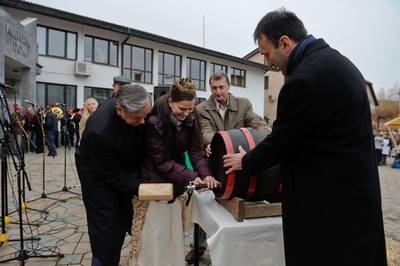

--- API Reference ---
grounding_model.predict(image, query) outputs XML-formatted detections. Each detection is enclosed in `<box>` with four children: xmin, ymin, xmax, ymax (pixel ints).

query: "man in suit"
<box><xmin>185</xmin><ymin>72</ymin><xmax>268</xmax><ymax>264</ymax></box>
<box><xmin>45</xmin><ymin>105</ymin><xmax>58</xmax><ymax>157</ymax></box>
<box><xmin>75</xmin><ymin>84</ymin><xmax>151</xmax><ymax>266</ymax></box>
<box><xmin>223</xmin><ymin>9</ymin><xmax>387</xmax><ymax>266</ymax></box>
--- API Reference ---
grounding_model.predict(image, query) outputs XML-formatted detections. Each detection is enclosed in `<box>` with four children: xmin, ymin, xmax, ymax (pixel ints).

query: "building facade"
<box><xmin>244</xmin><ymin>48</ymin><xmax>284</xmax><ymax>125</ymax></box>
<box><xmin>0</xmin><ymin>0</ymin><xmax>266</xmax><ymax>116</ymax></box>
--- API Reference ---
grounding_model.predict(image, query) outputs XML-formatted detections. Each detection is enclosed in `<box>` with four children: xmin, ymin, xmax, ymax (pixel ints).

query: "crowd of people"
<box><xmin>9</xmin><ymin>99</ymin><xmax>99</xmax><ymax>157</ymax></box>
<box><xmin>71</xmin><ymin>8</ymin><xmax>388</xmax><ymax>266</ymax></box>
<box><xmin>374</xmin><ymin>132</ymin><xmax>399</xmax><ymax>166</ymax></box>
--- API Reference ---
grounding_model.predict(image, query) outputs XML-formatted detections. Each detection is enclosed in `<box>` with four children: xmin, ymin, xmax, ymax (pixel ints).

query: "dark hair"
<box><xmin>209</xmin><ymin>71</ymin><xmax>230</xmax><ymax>86</ymax></box>
<box><xmin>253</xmin><ymin>8</ymin><xmax>307</xmax><ymax>48</ymax></box>
<box><xmin>151</xmin><ymin>78</ymin><xmax>203</xmax><ymax>149</ymax></box>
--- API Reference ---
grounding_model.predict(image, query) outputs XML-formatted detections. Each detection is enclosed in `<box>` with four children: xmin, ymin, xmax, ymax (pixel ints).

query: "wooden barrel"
<box><xmin>210</xmin><ymin>127</ymin><xmax>282</xmax><ymax>202</ymax></box>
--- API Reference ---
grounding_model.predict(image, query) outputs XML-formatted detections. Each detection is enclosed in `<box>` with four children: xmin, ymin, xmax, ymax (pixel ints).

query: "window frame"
<box><xmin>122</xmin><ymin>44</ymin><xmax>153</xmax><ymax>84</ymax></box>
<box><xmin>231</xmin><ymin>67</ymin><xmax>246</xmax><ymax>87</ymax></box>
<box><xmin>210</xmin><ymin>62</ymin><xmax>227</xmax><ymax>75</ymax></box>
<box><xmin>84</xmin><ymin>86</ymin><xmax>114</xmax><ymax>104</ymax></box>
<box><xmin>158</xmin><ymin>51</ymin><xmax>182</xmax><ymax>85</ymax></box>
<box><xmin>84</xmin><ymin>34</ymin><xmax>119</xmax><ymax>66</ymax></box>
<box><xmin>37</xmin><ymin>25</ymin><xmax>77</xmax><ymax>60</ymax></box>
<box><xmin>36</xmin><ymin>82</ymin><xmax>77</xmax><ymax>108</ymax></box>
<box><xmin>186</xmin><ymin>57</ymin><xmax>206</xmax><ymax>91</ymax></box>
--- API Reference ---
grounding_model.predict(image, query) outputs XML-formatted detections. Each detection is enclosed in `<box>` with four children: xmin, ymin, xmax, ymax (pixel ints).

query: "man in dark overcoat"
<box><xmin>75</xmin><ymin>84</ymin><xmax>151</xmax><ymax>266</ymax></box>
<box><xmin>224</xmin><ymin>9</ymin><xmax>387</xmax><ymax>266</ymax></box>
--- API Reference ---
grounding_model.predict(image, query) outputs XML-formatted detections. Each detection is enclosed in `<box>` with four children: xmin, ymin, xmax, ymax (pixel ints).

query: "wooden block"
<box><xmin>216</xmin><ymin>197</ymin><xmax>282</xmax><ymax>222</ymax></box>
<box><xmin>216</xmin><ymin>197</ymin><xmax>245</xmax><ymax>222</ymax></box>
<box><xmin>138</xmin><ymin>183</ymin><xmax>174</xmax><ymax>201</ymax></box>
<box><xmin>243</xmin><ymin>201</ymin><xmax>282</xmax><ymax>219</ymax></box>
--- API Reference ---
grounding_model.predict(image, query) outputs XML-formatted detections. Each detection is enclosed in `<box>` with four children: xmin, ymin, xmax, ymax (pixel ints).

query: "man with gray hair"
<box><xmin>75</xmin><ymin>84</ymin><xmax>151</xmax><ymax>266</ymax></box>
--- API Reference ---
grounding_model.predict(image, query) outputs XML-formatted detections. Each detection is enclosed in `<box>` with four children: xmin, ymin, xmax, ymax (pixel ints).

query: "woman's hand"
<box><xmin>193</xmin><ymin>176</ymin><xmax>220</xmax><ymax>191</ymax></box>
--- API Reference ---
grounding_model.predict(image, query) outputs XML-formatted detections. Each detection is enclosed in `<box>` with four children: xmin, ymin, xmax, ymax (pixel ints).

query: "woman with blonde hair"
<box><xmin>79</xmin><ymin>97</ymin><xmax>99</xmax><ymax>139</ymax></box>
<box><xmin>130</xmin><ymin>78</ymin><xmax>218</xmax><ymax>266</ymax></box>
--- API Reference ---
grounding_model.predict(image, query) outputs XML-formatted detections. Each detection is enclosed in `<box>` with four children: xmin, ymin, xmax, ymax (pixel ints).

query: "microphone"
<box><xmin>25</xmin><ymin>100</ymin><xmax>36</xmax><ymax>106</ymax></box>
<box><xmin>0</xmin><ymin>83</ymin><xmax>13</xmax><ymax>89</ymax></box>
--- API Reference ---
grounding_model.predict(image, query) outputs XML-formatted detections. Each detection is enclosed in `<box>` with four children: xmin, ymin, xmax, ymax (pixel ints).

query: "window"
<box><xmin>210</xmin><ymin>63</ymin><xmax>227</xmax><ymax>75</ymax></box>
<box><xmin>264</xmin><ymin>75</ymin><xmax>269</xmax><ymax>90</ymax></box>
<box><xmin>123</xmin><ymin>44</ymin><xmax>153</xmax><ymax>84</ymax></box>
<box><xmin>186</xmin><ymin>58</ymin><xmax>206</xmax><ymax>91</ymax></box>
<box><xmin>158</xmin><ymin>51</ymin><xmax>181</xmax><ymax>85</ymax></box>
<box><xmin>84</xmin><ymin>87</ymin><xmax>114</xmax><ymax>103</ymax></box>
<box><xmin>36</xmin><ymin>26</ymin><xmax>77</xmax><ymax>59</ymax></box>
<box><xmin>36</xmin><ymin>83</ymin><xmax>77</xmax><ymax>108</ymax></box>
<box><xmin>231</xmin><ymin>67</ymin><xmax>246</xmax><ymax>87</ymax></box>
<box><xmin>84</xmin><ymin>35</ymin><xmax>118</xmax><ymax>66</ymax></box>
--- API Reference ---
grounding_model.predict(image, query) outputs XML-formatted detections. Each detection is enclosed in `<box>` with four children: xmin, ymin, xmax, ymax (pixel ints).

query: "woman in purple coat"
<box><xmin>130</xmin><ymin>78</ymin><xmax>218</xmax><ymax>266</ymax></box>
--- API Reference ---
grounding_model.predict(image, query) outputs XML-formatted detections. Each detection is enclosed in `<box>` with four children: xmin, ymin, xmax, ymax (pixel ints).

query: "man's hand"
<box><xmin>223</xmin><ymin>145</ymin><xmax>246</xmax><ymax>174</ymax></box>
<box><xmin>206</xmin><ymin>144</ymin><xmax>212</xmax><ymax>157</ymax></box>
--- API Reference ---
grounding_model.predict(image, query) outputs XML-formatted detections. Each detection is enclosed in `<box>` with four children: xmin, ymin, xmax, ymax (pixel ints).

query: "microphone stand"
<box><xmin>0</xmin><ymin>85</ymin><xmax>63</xmax><ymax>264</ymax></box>
<box><xmin>27</xmin><ymin>104</ymin><xmax>65</xmax><ymax>203</ymax></box>
<box><xmin>7</xmin><ymin>106</ymin><xmax>48</xmax><ymax>216</ymax></box>
<box><xmin>46</xmin><ymin>114</ymin><xmax>80</xmax><ymax>197</ymax></box>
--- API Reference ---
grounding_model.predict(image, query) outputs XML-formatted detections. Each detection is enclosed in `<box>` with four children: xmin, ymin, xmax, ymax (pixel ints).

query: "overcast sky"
<box><xmin>29</xmin><ymin>0</ymin><xmax>400</xmax><ymax>92</ymax></box>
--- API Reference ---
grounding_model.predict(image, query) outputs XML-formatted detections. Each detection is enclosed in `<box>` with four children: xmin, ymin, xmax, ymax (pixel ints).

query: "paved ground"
<box><xmin>0</xmin><ymin>148</ymin><xmax>398</xmax><ymax>265</ymax></box>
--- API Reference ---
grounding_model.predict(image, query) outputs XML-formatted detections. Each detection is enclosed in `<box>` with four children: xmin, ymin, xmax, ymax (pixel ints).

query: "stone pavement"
<box><xmin>0</xmin><ymin>147</ymin><xmax>210</xmax><ymax>266</ymax></box>
<box><xmin>378</xmin><ymin>156</ymin><xmax>400</xmax><ymax>243</ymax></box>
<box><xmin>0</xmin><ymin>148</ymin><xmax>398</xmax><ymax>265</ymax></box>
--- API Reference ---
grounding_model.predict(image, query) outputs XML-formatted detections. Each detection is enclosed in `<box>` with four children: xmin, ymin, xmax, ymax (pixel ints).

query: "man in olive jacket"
<box><xmin>75</xmin><ymin>84</ymin><xmax>151</xmax><ymax>266</ymax></box>
<box><xmin>224</xmin><ymin>9</ymin><xmax>387</xmax><ymax>266</ymax></box>
<box><xmin>197</xmin><ymin>71</ymin><xmax>268</xmax><ymax>148</ymax></box>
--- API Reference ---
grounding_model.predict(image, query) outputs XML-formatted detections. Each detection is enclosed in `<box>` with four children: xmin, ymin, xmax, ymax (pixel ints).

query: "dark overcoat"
<box><xmin>75</xmin><ymin>98</ymin><xmax>143</xmax><ymax>265</ymax></box>
<box><xmin>242</xmin><ymin>39</ymin><xmax>387</xmax><ymax>266</ymax></box>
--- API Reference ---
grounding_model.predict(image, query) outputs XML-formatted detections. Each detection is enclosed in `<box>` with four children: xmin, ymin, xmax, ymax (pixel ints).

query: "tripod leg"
<box><xmin>1</xmin><ymin>157</ymin><xmax>9</xmax><ymax>245</ymax></box>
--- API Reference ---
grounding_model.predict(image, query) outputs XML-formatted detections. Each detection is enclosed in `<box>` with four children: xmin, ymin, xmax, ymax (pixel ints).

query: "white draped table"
<box><xmin>188</xmin><ymin>191</ymin><xmax>285</xmax><ymax>266</ymax></box>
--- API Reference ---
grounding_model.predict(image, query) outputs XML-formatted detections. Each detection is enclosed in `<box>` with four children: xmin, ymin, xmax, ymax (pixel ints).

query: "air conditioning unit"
<box><xmin>75</xmin><ymin>61</ymin><xmax>91</xmax><ymax>76</ymax></box>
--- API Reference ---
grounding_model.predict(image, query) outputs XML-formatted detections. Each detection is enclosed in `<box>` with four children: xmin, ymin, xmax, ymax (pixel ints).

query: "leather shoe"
<box><xmin>185</xmin><ymin>247</ymin><xmax>206</xmax><ymax>265</ymax></box>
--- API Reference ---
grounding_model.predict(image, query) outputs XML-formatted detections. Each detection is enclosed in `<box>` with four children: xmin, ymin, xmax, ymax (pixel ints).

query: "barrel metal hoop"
<box><xmin>218</xmin><ymin>131</ymin><xmax>236</xmax><ymax>199</ymax></box>
<box><xmin>240</xmin><ymin>128</ymin><xmax>258</xmax><ymax>200</ymax></box>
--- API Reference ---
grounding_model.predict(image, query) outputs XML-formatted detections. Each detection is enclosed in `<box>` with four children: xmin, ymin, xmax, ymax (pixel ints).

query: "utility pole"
<box><xmin>202</xmin><ymin>15</ymin><xmax>205</xmax><ymax>48</ymax></box>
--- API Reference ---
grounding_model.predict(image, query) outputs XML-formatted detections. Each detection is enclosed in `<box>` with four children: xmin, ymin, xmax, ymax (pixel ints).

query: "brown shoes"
<box><xmin>185</xmin><ymin>247</ymin><xmax>206</xmax><ymax>265</ymax></box>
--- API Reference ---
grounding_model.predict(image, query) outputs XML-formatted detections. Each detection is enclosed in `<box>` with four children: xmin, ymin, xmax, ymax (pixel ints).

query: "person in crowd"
<box><xmin>112</xmin><ymin>75</ymin><xmax>131</xmax><ymax>94</ymax></box>
<box><xmin>62</xmin><ymin>108</ymin><xmax>75</xmax><ymax>147</ymax></box>
<box><xmin>76</xmin><ymin>84</ymin><xmax>151</xmax><ymax>266</ymax></box>
<box><xmin>79</xmin><ymin>97</ymin><xmax>99</xmax><ymax>140</ymax></box>
<box><xmin>45</xmin><ymin>105</ymin><xmax>58</xmax><ymax>157</ymax></box>
<box><xmin>185</xmin><ymin>71</ymin><xmax>268</xmax><ymax>264</ymax></box>
<box><xmin>375</xmin><ymin>133</ymin><xmax>384</xmax><ymax>166</ymax></box>
<box><xmin>130</xmin><ymin>78</ymin><xmax>218</xmax><ymax>266</ymax></box>
<box><xmin>11</xmin><ymin>103</ymin><xmax>25</xmax><ymax>155</ymax></box>
<box><xmin>223</xmin><ymin>8</ymin><xmax>387</xmax><ymax>266</ymax></box>
<box><xmin>381</xmin><ymin>133</ymin><xmax>391</xmax><ymax>165</ymax></box>
<box><xmin>33</xmin><ymin>107</ymin><xmax>45</xmax><ymax>153</ymax></box>
<box><xmin>72</xmin><ymin>108</ymin><xmax>81</xmax><ymax>148</ymax></box>
<box><xmin>23</xmin><ymin>106</ymin><xmax>35</xmax><ymax>152</ymax></box>
<box><xmin>54</xmin><ymin>103</ymin><xmax>63</xmax><ymax>148</ymax></box>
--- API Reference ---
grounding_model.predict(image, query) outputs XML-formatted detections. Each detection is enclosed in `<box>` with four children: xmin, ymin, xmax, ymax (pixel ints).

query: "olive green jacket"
<box><xmin>196</xmin><ymin>93</ymin><xmax>267</xmax><ymax>145</ymax></box>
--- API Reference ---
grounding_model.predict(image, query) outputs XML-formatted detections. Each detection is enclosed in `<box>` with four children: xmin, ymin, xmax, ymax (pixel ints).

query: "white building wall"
<box><xmin>5</xmin><ymin>7</ymin><xmax>265</xmax><ymax>116</ymax></box>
